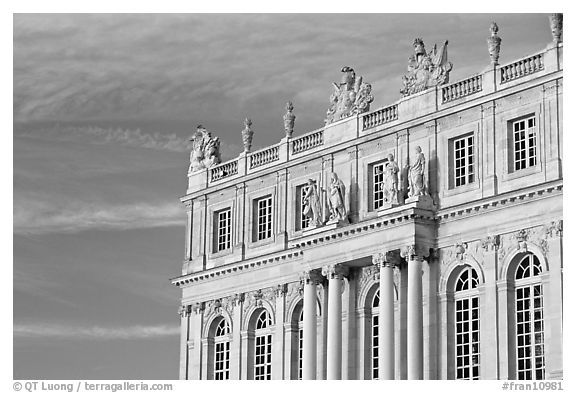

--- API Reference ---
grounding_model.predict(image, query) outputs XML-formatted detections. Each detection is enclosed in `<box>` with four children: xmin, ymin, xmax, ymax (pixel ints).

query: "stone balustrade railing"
<box><xmin>362</xmin><ymin>104</ymin><xmax>398</xmax><ymax>131</ymax></box>
<box><xmin>500</xmin><ymin>52</ymin><xmax>544</xmax><ymax>84</ymax></box>
<box><xmin>190</xmin><ymin>44</ymin><xmax>561</xmax><ymax>192</ymax></box>
<box><xmin>292</xmin><ymin>128</ymin><xmax>324</xmax><ymax>155</ymax></box>
<box><xmin>441</xmin><ymin>74</ymin><xmax>483</xmax><ymax>103</ymax></box>
<box><xmin>249</xmin><ymin>145</ymin><xmax>279</xmax><ymax>169</ymax></box>
<box><xmin>210</xmin><ymin>159</ymin><xmax>238</xmax><ymax>183</ymax></box>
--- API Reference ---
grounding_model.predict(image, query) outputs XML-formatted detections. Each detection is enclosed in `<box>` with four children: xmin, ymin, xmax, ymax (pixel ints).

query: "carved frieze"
<box><xmin>245</xmin><ymin>287</ymin><xmax>277</xmax><ymax>314</ymax></box>
<box><xmin>481</xmin><ymin>235</ymin><xmax>501</xmax><ymax>252</ymax></box>
<box><xmin>497</xmin><ymin>224</ymin><xmax>556</xmax><ymax>260</ymax></box>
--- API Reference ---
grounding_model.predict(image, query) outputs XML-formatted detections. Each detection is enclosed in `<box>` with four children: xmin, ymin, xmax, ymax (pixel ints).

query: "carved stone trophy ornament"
<box><xmin>400</xmin><ymin>38</ymin><xmax>453</xmax><ymax>97</ymax></box>
<box><xmin>241</xmin><ymin>118</ymin><xmax>254</xmax><ymax>153</ymax></box>
<box><xmin>283</xmin><ymin>101</ymin><xmax>296</xmax><ymax>138</ymax></box>
<box><xmin>325</xmin><ymin>66</ymin><xmax>374</xmax><ymax>125</ymax></box>
<box><xmin>188</xmin><ymin>125</ymin><xmax>222</xmax><ymax>173</ymax></box>
<box><xmin>487</xmin><ymin>22</ymin><xmax>502</xmax><ymax>65</ymax></box>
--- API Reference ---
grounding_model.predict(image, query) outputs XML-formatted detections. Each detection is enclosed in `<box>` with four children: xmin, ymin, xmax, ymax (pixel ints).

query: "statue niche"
<box><xmin>325</xmin><ymin>66</ymin><xmax>374</xmax><ymax>125</ymax></box>
<box><xmin>400</xmin><ymin>38</ymin><xmax>453</xmax><ymax>97</ymax></box>
<box><xmin>188</xmin><ymin>125</ymin><xmax>222</xmax><ymax>173</ymax></box>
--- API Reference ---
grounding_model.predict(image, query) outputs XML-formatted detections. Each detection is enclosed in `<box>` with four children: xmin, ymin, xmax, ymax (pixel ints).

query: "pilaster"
<box><xmin>230</xmin><ymin>293</ymin><xmax>244</xmax><ymax>380</ymax></box>
<box><xmin>188</xmin><ymin>302</ymin><xmax>204</xmax><ymax>380</ymax></box>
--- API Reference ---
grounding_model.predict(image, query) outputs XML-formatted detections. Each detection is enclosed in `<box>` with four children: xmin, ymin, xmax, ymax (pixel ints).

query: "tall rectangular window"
<box><xmin>215</xmin><ymin>209</ymin><xmax>231</xmax><ymax>252</ymax></box>
<box><xmin>454</xmin><ymin>135</ymin><xmax>475</xmax><ymax>187</ymax></box>
<box><xmin>254</xmin><ymin>334</ymin><xmax>272</xmax><ymax>380</ymax></box>
<box><xmin>513</xmin><ymin>116</ymin><xmax>537</xmax><ymax>171</ymax></box>
<box><xmin>455</xmin><ymin>296</ymin><xmax>480</xmax><ymax>379</ymax></box>
<box><xmin>256</xmin><ymin>196</ymin><xmax>273</xmax><ymax>241</ymax></box>
<box><xmin>516</xmin><ymin>284</ymin><xmax>545</xmax><ymax>380</ymax></box>
<box><xmin>372</xmin><ymin>162</ymin><xmax>386</xmax><ymax>210</ymax></box>
<box><xmin>372</xmin><ymin>314</ymin><xmax>379</xmax><ymax>379</ymax></box>
<box><xmin>214</xmin><ymin>341</ymin><xmax>230</xmax><ymax>380</ymax></box>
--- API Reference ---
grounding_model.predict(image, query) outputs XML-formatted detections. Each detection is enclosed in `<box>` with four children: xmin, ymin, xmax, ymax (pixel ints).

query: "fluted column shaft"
<box><xmin>322</xmin><ymin>264</ymin><xmax>348</xmax><ymax>380</ymax></box>
<box><xmin>302</xmin><ymin>271</ymin><xmax>322</xmax><ymax>380</ymax></box>
<box><xmin>373</xmin><ymin>252</ymin><xmax>397</xmax><ymax>380</ymax></box>
<box><xmin>407</xmin><ymin>254</ymin><xmax>423</xmax><ymax>380</ymax></box>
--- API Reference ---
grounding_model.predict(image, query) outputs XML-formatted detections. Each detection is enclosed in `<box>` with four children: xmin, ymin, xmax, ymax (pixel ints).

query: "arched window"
<box><xmin>213</xmin><ymin>318</ymin><xmax>230</xmax><ymax>380</ymax></box>
<box><xmin>515</xmin><ymin>253</ymin><xmax>545</xmax><ymax>380</ymax></box>
<box><xmin>371</xmin><ymin>289</ymin><xmax>380</xmax><ymax>379</ymax></box>
<box><xmin>454</xmin><ymin>266</ymin><xmax>480</xmax><ymax>380</ymax></box>
<box><xmin>254</xmin><ymin>309</ymin><xmax>273</xmax><ymax>380</ymax></box>
<box><xmin>298</xmin><ymin>310</ymin><xmax>304</xmax><ymax>379</ymax></box>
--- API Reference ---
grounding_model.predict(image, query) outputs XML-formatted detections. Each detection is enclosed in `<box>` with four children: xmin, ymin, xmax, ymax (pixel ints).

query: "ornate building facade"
<box><xmin>171</xmin><ymin>15</ymin><xmax>563</xmax><ymax>380</ymax></box>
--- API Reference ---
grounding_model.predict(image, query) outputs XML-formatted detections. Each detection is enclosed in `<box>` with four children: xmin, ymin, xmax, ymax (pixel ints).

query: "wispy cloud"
<box><xmin>14</xmin><ymin>323</ymin><xmax>180</xmax><ymax>340</ymax></box>
<box><xmin>14</xmin><ymin>200</ymin><xmax>185</xmax><ymax>235</ymax></box>
<box><xmin>18</xmin><ymin>125</ymin><xmax>191</xmax><ymax>152</ymax></box>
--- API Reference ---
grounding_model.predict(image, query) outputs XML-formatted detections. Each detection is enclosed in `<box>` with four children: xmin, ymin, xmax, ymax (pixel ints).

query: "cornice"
<box><xmin>171</xmin><ymin>249</ymin><xmax>303</xmax><ymax>287</ymax></box>
<box><xmin>172</xmin><ymin>179</ymin><xmax>562</xmax><ymax>288</ymax></box>
<box><xmin>437</xmin><ymin>180</ymin><xmax>562</xmax><ymax>223</ymax></box>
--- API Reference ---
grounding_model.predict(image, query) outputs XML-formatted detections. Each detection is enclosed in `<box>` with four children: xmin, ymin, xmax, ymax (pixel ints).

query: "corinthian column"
<box><xmin>373</xmin><ymin>251</ymin><xmax>398</xmax><ymax>379</ymax></box>
<box><xmin>322</xmin><ymin>264</ymin><xmax>349</xmax><ymax>380</ymax></box>
<box><xmin>302</xmin><ymin>270</ymin><xmax>323</xmax><ymax>380</ymax></box>
<box><xmin>401</xmin><ymin>244</ymin><xmax>428</xmax><ymax>380</ymax></box>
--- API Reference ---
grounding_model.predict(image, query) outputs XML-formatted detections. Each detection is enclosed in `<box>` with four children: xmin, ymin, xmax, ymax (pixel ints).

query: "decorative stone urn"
<box><xmin>283</xmin><ymin>101</ymin><xmax>295</xmax><ymax>138</ymax></box>
<box><xmin>487</xmin><ymin>22</ymin><xmax>502</xmax><ymax>65</ymax></box>
<box><xmin>241</xmin><ymin>117</ymin><xmax>253</xmax><ymax>153</ymax></box>
<box><xmin>549</xmin><ymin>13</ymin><xmax>563</xmax><ymax>43</ymax></box>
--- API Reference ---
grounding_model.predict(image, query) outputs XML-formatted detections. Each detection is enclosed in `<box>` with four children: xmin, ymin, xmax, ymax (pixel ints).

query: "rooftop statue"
<box><xmin>188</xmin><ymin>125</ymin><xmax>221</xmax><ymax>173</ymax></box>
<box><xmin>325</xmin><ymin>66</ymin><xmax>374</xmax><ymax>125</ymax></box>
<box><xmin>400</xmin><ymin>38</ymin><xmax>453</xmax><ymax>97</ymax></box>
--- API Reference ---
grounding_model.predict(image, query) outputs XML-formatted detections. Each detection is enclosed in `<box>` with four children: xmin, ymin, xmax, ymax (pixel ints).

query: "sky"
<box><xmin>13</xmin><ymin>13</ymin><xmax>554</xmax><ymax>379</ymax></box>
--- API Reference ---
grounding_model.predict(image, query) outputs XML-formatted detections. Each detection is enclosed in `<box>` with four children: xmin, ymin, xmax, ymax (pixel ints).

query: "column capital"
<box><xmin>274</xmin><ymin>284</ymin><xmax>287</xmax><ymax>297</ymax></box>
<box><xmin>178</xmin><ymin>304</ymin><xmax>192</xmax><ymax>317</ymax></box>
<box><xmin>400</xmin><ymin>244</ymin><xmax>430</xmax><ymax>260</ymax></box>
<box><xmin>182</xmin><ymin>200</ymin><xmax>193</xmax><ymax>211</ymax></box>
<box><xmin>372</xmin><ymin>250</ymin><xmax>401</xmax><ymax>268</ymax></box>
<box><xmin>321</xmin><ymin>264</ymin><xmax>349</xmax><ymax>280</ymax></box>
<box><xmin>191</xmin><ymin>302</ymin><xmax>204</xmax><ymax>315</ymax></box>
<box><xmin>300</xmin><ymin>270</ymin><xmax>324</xmax><ymax>285</ymax></box>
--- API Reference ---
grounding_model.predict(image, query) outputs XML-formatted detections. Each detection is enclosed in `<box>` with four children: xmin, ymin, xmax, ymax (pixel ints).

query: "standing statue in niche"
<box><xmin>407</xmin><ymin>146</ymin><xmax>427</xmax><ymax>197</ymax></box>
<box><xmin>303</xmin><ymin>179</ymin><xmax>322</xmax><ymax>228</ymax></box>
<box><xmin>327</xmin><ymin>172</ymin><xmax>347</xmax><ymax>223</ymax></box>
<box><xmin>383</xmin><ymin>153</ymin><xmax>400</xmax><ymax>205</ymax></box>
<box><xmin>188</xmin><ymin>125</ymin><xmax>221</xmax><ymax>173</ymax></box>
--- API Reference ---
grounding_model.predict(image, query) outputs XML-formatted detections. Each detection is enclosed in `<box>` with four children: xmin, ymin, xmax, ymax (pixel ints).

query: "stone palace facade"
<box><xmin>171</xmin><ymin>15</ymin><xmax>563</xmax><ymax>380</ymax></box>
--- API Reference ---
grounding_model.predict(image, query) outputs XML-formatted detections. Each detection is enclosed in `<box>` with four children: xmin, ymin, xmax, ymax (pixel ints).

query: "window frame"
<box><xmin>450</xmin><ymin>133</ymin><xmax>476</xmax><ymax>188</ymax></box>
<box><xmin>368</xmin><ymin>159</ymin><xmax>387</xmax><ymax>211</ymax></box>
<box><xmin>503</xmin><ymin>111</ymin><xmax>543</xmax><ymax>181</ymax></box>
<box><xmin>514</xmin><ymin>253</ymin><xmax>545</xmax><ymax>380</ymax></box>
<box><xmin>213</xmin><ymin>318</ymin><xmax>231</xmax><ymax>380</ymax></box>
<box><xmin>214</xmin><ymin>208</ymin><xmax>232</xmax><ymax>253</ymax></box>
<box><xmin>253</xmin><ymin>310</ymin><xmax>273</xmax><ymax>380</ymax></box>
<box><xmin>454</xmin><ymin>266</ymin><xmax>480</xmax><ymax>380</ymax></box>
